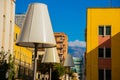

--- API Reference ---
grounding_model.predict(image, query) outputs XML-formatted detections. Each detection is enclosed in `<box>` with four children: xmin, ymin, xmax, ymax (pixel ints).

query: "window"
<box><xmin>16</xmin><ymin>33</ymin><xmax>18</xmax><ymax>40</ymax></box>
<box><xmin>106</xmin><ymin>26</ymin><xmax>111</xmax><ymax>35</ymax></box>
<box><xmin>59</xmin><ymin>54</ymin><xmax>62</xmax><ymax>57</ymax></box>
<box><xmin>60</xmin><ymin>43</ymin><xmax>63</xmax><ymax>48</ymax></box>
<box><xmin>106</xmin><ymin>70</ymin><xmax>111</xmax><ymax>80</ymax></box>
<box><xmin>99</xmin><ymin>69</ymin><xmax>111</xmax><ymax>80</ymax></box>
<box><xmin>99</xmin><ymin>48</ymin><xmax>104</xmax><ymax>57</ymax></box>
<box><xmin>99</xmin><ymin>25</ymin><xmax>111</xmax><ymax>36</ymax></box>
<box><xmin>106</xmin><ymin>48</ymin><xmax>111</xmax><ymax>58</ymax></box>
<box><xmin>60</xmin><ymin>36</ymin><xmax>63</xmax><ymax>40</ymax></box>
<box><xmin>99</xmin><ymin>69</ymin><xmax>104</xmax><ymax>80</ymax></box>
<box><xmin>99</xmin><ymin>26</ymin><xmax>104</xmax><ymax>35</ymax></box>
<box><xmin>98</xmin><ymin>48</ymin><xmax>111</xmax><ymax>58</ymax></box>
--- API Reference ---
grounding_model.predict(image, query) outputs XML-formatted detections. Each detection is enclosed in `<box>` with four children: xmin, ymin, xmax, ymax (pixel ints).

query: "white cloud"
<box><xmin>68</xmin><ymin>40</ymin><xmax>86</xmax><ymax>47</ymax></box>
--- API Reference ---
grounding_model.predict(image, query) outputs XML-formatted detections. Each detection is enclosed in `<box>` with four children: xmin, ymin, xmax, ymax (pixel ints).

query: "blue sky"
<box><xmin>16</xmin><ymin>0</ymin><xmax>120</xmax><ymax>47</ymax></box>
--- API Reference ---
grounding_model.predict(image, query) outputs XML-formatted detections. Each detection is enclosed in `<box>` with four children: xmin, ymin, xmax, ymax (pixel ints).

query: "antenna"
<box><xmin>109</xmin><ymin>0</ymin><xmax>112</xmax><ymax>7</ymax></box>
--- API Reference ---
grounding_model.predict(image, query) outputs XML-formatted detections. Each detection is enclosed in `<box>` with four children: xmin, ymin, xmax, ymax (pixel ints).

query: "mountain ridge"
<box><xmin>68</xmin><ymin>46</ymin><xmax>85</xmax><ymax>58</ymax></box>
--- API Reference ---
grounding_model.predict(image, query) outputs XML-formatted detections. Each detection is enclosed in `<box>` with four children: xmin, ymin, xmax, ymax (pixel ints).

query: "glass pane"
<box><xmin>99</xmin><ymin>69</ymin><xmax>104</xmax><ymax>80</ymax></box>
<box><xmin>106</xmin><ymin>70</ymin><xmax>111</xmax><ymax>80</ymax></box>
<box><xmin>106</xmin><ymin>48</ymin><xmax>111</xmax><ymax>58</ymax></box>
<box><xmin>106</xmin><ymin>26</ymin><xmax>111</xmax><ymax>35</ymax></box>
<box><xmin>99</xmin><ymin>48</ymin><xmax>104</xmax><ymax>57</ymax></box>
<box><xmin>99</xmin><ymin>26</ymin><xmax>104</xmax><ymax>35</ymax></box>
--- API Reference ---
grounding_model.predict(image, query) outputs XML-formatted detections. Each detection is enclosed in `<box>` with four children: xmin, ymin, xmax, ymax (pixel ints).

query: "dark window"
<box><xmin>99</xmin><ymin>48</ymin><xmax>104</xmax><ymax>57</ymax></box>
<box><xmin>106</xmin><ymin>26</ymin><xmax>111</xmax><ymax>35</ymax></box>
<box><xmin>16</xmin><ymin>33</ymin><xmax>18</xmax><ymax>40</ymax></box>
<box><xmin>106</xmin><ymin>48</ymin><xmax>111</xmax><ymax>58</ymax></box>
<box><xmin>38</xmin><ymin>74</ymin><xmax>40</xmax><ymax>78</ymax></box>
<box><xmin>99</xmin><ymin>69</ymin><xmax>104</xmax><ymax>80</ymax></box>
<box><xmin>99</xmin><ymin>26</ymin><xmax>104</xmax><ymax>35</ymax></box>
<box><xmin>106</xmin><ymin>70</ymin><xmax>111</xmax><ymax>80</ymax></box>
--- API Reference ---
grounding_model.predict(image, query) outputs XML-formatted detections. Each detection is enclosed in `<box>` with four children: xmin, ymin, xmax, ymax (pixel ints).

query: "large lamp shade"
<box><xmin>42</xmin><ymin>47</ymin><xmax>60</xmax><ymax>80</ymax></box>
<box><xmin>16</xmin><ymin>3</ymin><xmax>56</xmax><ymax>48</ymax></box>
<box><xmin>16</xmin><ymin>3</ymin><xmax>56</xmax><ymax>80</ymax></box>
<box><xmin>63</xmin><ymin>54</ymin><xmax>74</xmax><ymax>67</ymax></box>
<box><xmin>64</xmin><ymin>54</ymin><xmax>74</xmax><ymax>80</ymax></box>
<box><xmin>42</xmin><ymin>47</ymin><xmax>60</xmax><ymax>63</ymax></box>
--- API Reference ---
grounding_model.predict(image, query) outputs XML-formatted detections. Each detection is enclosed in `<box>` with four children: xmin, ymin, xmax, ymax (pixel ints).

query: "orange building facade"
<box><xmin>86</xmin><ymin>8</ymin><xmax>120</xmax><ymax>80</ymax></box>
<box><xmin>54</xmin><ymin>32</ymin><xmax>68</xmax><ymax>64</ymax></box>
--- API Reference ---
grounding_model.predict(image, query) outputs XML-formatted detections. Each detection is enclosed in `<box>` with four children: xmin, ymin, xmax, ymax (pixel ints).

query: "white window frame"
<box><xmin>99</xmin><ymin>69</ymin><xmax>110</xmax><ymax>80</ymax></box>
<box><xmin>99</xmin><ymin>25</ymin><xmax>111</xmax><ymax>36</ymax></box>
<box><xmin>99</xmin><ymin>47</ymin><xmax>111</xmax><ymax>58</ymax></box>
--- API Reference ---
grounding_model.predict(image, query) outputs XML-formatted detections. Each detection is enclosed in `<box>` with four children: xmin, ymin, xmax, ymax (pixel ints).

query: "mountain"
<box><xmin>68</xmin><ymin>46</ymin><xmax>86</xmax><ymax>58</ymax></box>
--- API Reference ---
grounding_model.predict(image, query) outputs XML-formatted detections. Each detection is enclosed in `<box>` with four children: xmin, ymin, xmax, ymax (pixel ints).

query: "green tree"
<box><xmin>0</xmin><ymin>49</ymin><xmax>15</xmax><ymax>80</ymax></box>
<box><xmin>7</xmin><ymin>54</ymin><xmax>15</xmax><ymax>80</ymax></box>
<box><xmin>52</xmin><ymin>64</ymin><xmax>65</xmax><ymax>80</ymax></box>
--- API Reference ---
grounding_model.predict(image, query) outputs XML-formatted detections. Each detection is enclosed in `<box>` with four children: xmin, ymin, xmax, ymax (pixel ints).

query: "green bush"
<box><xmin>52</xmin><ymin>64</ymin><xmax>65</xmax><ymax>80</ymax></box>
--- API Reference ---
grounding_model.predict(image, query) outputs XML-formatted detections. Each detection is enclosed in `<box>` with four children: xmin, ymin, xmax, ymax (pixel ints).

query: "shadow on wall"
<box><xmin>85</xmin><ymin>32</ymin><xmax>120</xmax><ymax>80</ymax></box>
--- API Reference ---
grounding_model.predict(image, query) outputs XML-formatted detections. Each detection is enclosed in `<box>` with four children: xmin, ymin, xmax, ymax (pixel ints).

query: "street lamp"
<box><xmin>42</xmin><ymin>47</ymin><xmax>60</xmax><ymax>80</ymax></box>
<box><xmin>64</xmin><ymin>54</ymin><xmax>74</xmax><ymax>80</ymax></box>
<box><xmin>16</xmin><ymin>3</ymin><xmax>56</xmax><ymax>80</ymax></box>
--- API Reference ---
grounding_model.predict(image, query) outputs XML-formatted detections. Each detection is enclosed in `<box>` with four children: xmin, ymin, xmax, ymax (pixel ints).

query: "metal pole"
<box><xmin>50</xmin><ymin>64</ymin><xmax>52</xmax><ymax>80</ymax></box>
<box><xmin>33</xmin><ymin>43</ymin><xmax>38</xmax><ymax>80</ymax></box>
<box><xmin>69</xmin><ymin>67</ymin><xmax>70</xmax><ymax>80</ymax></box>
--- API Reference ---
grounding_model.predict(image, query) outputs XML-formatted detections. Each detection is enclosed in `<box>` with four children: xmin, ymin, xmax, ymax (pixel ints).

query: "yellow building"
<box><xmin>86</xmin><ymin>8</ymin><xmax>120</xmax><ymax>80</ymax></box>
<box><xmin>14</xmin><ymin>24</ymin><xmax>33</xmax><ymax>80</ymax></box>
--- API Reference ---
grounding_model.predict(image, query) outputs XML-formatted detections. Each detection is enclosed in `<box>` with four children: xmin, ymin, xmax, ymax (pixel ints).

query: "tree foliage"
<box><xmin>52</xmin><ymin>64</ymin><xmax>65</xmax><ymax>80</ymax></box>
<box><xmin>8</xmin><ymin>54</ymin><xmax>15</xmax><ymax>80</ymax></box>
<box><xmin>0</xmin><ymin>50</ymin><xmax>15</xmax><ymax>80</ymax></box>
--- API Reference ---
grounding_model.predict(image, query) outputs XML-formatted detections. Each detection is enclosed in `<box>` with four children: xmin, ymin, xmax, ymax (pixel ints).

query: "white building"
<box><xmin>15</xmin><ymin>14</ymin><xmax>26</xmax><ymax>28</ymax></box>
<box><xmin>0</xmin><ymin>0</ymin><xmax>15</xmax><ymax>60</ymax></box>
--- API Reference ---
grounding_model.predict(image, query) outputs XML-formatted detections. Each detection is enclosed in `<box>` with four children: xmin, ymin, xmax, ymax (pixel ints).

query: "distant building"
<box><xmin>72</xmin><ymin>57</ymin><xmax>84</xmax><ymax>80</ymax></box>
<box><xmin>54</xmin><ymin>32</ymin><xmax>68</xmax><ymax>64</ymax></box>
<box><xmin>86</xmin><ymin>8</ymin><xmax>120</xmax><ymax>80</ymax></box>
<box><xmin>15</xmin><ymin>14</ymin><xmax>26</xmax><ymax>28</ymax></box>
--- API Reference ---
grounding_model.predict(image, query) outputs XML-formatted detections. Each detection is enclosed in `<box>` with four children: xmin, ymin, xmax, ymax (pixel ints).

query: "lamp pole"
<box><xmin>33</xmin><ymin>43</ymin><xmax>38</xmax><ymax>80</ymax></box>
<box><xmin>49</xmin><ymin>64</ymin><xmax>52</xmax><ymax>80</ymax></box>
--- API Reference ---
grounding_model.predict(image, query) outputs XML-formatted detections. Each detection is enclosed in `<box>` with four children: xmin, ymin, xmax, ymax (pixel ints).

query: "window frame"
<box><xmin>98</xmin><ymin>69</ymin><xmax>111</xmax><ymax>80</ymax></box>
<box><xmin>98</xmin><ymin>48</ymin><xmax>104</xmax><ymax>57</ymax></box>
<box><xmin>105</xmin><ymin>48</ymin><xmax>111</xmax><ymax>58</ymax></box>
<box><xmin>99</xmin><ymin>26</ymin><xmax>104</xmax><ymax>36</ymax></box>
<box><xmin>106</xmin><ymin>26</ymin><xmax>111</xmax><ymax>35</ymax></box>
<box><xmin>98</xmin><ymin>47</ymin><xmax>111</xmax><ymax>58</ymax></box>
<box><xmin>98</xmin><ymin>25</ymin><xmax>111</xmax><ymax>36</ymax></box>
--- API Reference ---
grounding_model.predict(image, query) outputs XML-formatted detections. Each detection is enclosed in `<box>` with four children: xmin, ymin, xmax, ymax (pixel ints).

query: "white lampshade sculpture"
<box><xmin>42</xmin><ymin>48</ymin><xmax>60</xmax><ymax>80</ymax></box>
<box><xmin>63</xmin><ymin>54</ymin><xmax>74</xmax><ymax>67</ymax></box>
<box><xmin>16</xmin><ymin>3</ymin><xmax>56</xmax><ymax>80</ymax></box>
<box><xmin>64</xmin><ymin>54</ymin><xmax>74</xmax><ymax>80</ymax></box>
<box><xmin>42</xmin><ymin>48</ymin><xmax>60</xmax><ymax>63</ymax></box>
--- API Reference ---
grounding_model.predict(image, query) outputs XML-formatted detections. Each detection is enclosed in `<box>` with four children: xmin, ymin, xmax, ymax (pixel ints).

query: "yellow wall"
<box><xmin>86</xmin><ymin>8</ymin><xmax>120</xmax><ymax>80</ymax></box>
<box><xmin>14</xmin><ymin>24</ymin><xmax>33</xmax><ymax>78</ymax></box>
